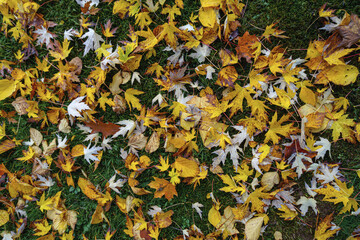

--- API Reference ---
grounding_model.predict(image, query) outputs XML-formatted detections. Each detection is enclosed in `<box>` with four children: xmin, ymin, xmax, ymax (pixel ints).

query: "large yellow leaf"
<box><xmin>314</xmin><ymin>214</ymin><xmax>340</xmax><ymax>240</ymax></box>
<box><xmin>277</xmin><ymin>205</ymin><xmax>297</xmax><ymax>220</ymax></box>
<box><xmin>319</xmin><ymin>65</ymin><xmax>359</xmax><ymax>85</ymax></box>
<box><xmin>264</xmin><ymin>112</ymin><xmax>295</xmax><ymax>144</ymax></box>
<box><xmin>245</xmin><ymin>216</ymin><xmax>264</xmax><ymax>240</ymax></box>
<box><xmin>172</xmin><ymin>157</ymin><xmax>199</xmax><ymax>178</ymax></box>
<box><xmin>219</xmin><ymin>174</ymin><xmax>246</xmax><ymax>194</ymax></box>
<box><xmin>0</xmin><ymin>79</ymin><xmax>16</xmax><ymax>101</ymax></box>
<box><xmin>314</xmin><ymin>178</ymin><xmax>353</xmax><ymax>206</ymax></box>
<box><xmin>199</xmin><ymin>7</ymin><xmax>216</xmax><ymax>28</ymax></box>
<box><xmin>125</xmin><ymin>88</ymin><xmax>144</xmax><ymax>111</ymax></box>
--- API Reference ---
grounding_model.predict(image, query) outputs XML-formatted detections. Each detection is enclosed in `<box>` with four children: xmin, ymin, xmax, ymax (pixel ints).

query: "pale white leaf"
<box><xmin>80</xmin><ymin>28</ymin><xmax>104</xmax><ymax>56</ymax></box>
<box><xmin>192</xmin><ymin>202</ymin><xmax>204</xmax><ymax>219</ymax></box>
<box><xmin>314</xmin><ymin>164</ymin><xmax>340</xmax><ymax>184</ymax></box>
<box><xmin>205</xmin><ymin>65</ymin><xmax>216</xmax><ymax>79</ymax></box>
<box><xmin>67</xmin><ymin>96</ymin><xmax>91</xmax><ymax>118</ymax></box>
<box><xmin>101</xmin><ymin>137</ymin><xmax>113</xmax><ymax>150</ymax></box>
<box><xmin>112</xmin><ymin>120</ymin><xmax>136</xmax><ymax>138</ymax></box>
<box><xmin>188</xmin><ymin>44</ymin><xmax>211</xmax><ymax>63</ymax></box>
<box><xmin>145</xmin><ymin>0</ymin><xmax>159</xmax><ymax>12</ymax></box>
<box><xmin>83</xmin><ymin>143</ymin><xmax>102</xmax><ymax>164</ymax></box>
<box><xmin>147</xmin><ymin>206</ymin><xmax>162</xmax><ymax>217</ymax></box>
<box><xmin>179</xmin><ymin>23</ymin><xmax>194</xmax><ymax>32</ymax></box>
<box><xmin>36</xmin><ymin>174</ymin><xmax>55</xmax><ymax>187</ymax></box>
<box><xmin>296</xmin><ymin>196</ymin><xmax>317</xmax><ymax>216</ymax></box>
<box><xmin>305</xmin><ymin>177</ymin><xmax>318</xmax><ymax>197</ymax></box>
<box><xmin>57</xmin><ymin>135</ymin><xmax>68</xmax><ymax>149</ymax></box>
<box><xmin>314</xmin><ymin>137</ymin><xmax>331</xmax><ymax>160</ymax></box>
<box><xmin>64</xmin><ymin>28</ymin><xmax>77</xmax><ymax>41</ymax></box>
<box><xmin>108</xmin><ymin>174</ymin><xmax>127</xmax><ymax>194</ymax></box>
<box><xmin>152</xmin><ymin>93</ymin><xmax>164</xmax><ymax>106</ymax></box>
<box><xmin>34</xmin><ymin>26</ymin><xmax>54</xmax><ymax>48</ymax></box>
<box><xmin>131</xmin><ymin>72</ymin><xmax>141</xmax><ymax>85</ymax></box>
<box><xmin>290</xmin><ymin>153</ymin><xmax>312</xmax><ymax>178</ymax></box>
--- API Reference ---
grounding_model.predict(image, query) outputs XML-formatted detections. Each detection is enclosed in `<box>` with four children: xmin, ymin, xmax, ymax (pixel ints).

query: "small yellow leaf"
<box><xmin>300</xmin><ymin>86</ymin><xmax>316</xmax><ymax>106</ymax></box>
<box><xmin>71</xmin><ymin>144</ymin><xmax>85</xmax><ymax>157</ymax></box>
<box><xmin>208</xmin><ymin>205</ymin><xmax>221</xmax><ymax>227</ymax></box>
<box><xmin>0</xmin><ymin>210</ymin><xmax>9</xmax><ymax>226</ymax></box>
<box><xmin>0</xmin><ymin>79</ymin><xmax>17</xmax><ymax>101</ymax></box>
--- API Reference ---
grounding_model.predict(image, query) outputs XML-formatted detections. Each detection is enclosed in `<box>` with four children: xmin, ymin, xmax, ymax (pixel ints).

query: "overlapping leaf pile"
<box><xmin>0</xmin><ymin>0</ymin><xmax>360</xmax><ymax>239</ymax></box>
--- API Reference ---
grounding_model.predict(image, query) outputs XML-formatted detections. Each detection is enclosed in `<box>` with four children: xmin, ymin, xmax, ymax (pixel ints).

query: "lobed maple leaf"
<box><xmin>83</xmin><ymin>143</ymin><xmax>103</xmax><ymax>163</ymax></box>
<box><xmin>81</xmin><ymin>28</ymin><xmax>104</xmax><ymax>56</ymax></box>
<box><xmin>67</xmin><ymin>96</ymin><xmax>91</xmax><ymax>118</ymax></box>
<box><xmin>148</xmin><ymin>177</ymin><xmax>178</xmax><ymax>201</ymax></box>
<box><xmin>314</xmin><ymin>213</ymin><xmax>340</xmax><ymax>240</ymax></box>
<box><xmin>264</xmin><ymin>112</ymin><xmax>295</xmax><ymax>144</ymax></box>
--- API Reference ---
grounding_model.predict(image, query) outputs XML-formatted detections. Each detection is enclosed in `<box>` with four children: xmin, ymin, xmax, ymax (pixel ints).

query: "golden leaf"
<box><xmin>172</xmin><ymin>157</ymin><xmax>199</xmax><ymax>178</ymax></box>
<box><xmin>208</xmin><ymin>205</ymin><xmax>221</xmax><ymax>227</ymax></box>
<box><xmin>0</xmin><ymin>210</ymin><xmax>9</xmax><ymax>226</ymax></box>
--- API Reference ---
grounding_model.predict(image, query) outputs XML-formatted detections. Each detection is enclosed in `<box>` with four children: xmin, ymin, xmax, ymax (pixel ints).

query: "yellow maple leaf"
<box><xmin>277</xmin><ymin>205</ymin><xmax>298</xmax><ymax>220</ymax></box>
<box><xmin>249</xmin><ymin>99</ymin><xmax>269</xmax><ymax>121</ymax></box>
<box><xmin>314</xmin><ymin>178</ymin><xmax>354</xmax><ymax>207</ymax></box>
<box><xmin>245</xmin><ymin>186</ymin><xmax>275</xmax><ymax>213</ymax></box>
<box><xmin>36</xmin><ymin>57</ymin><xmax>51</xmax><ymax>72</ymax></box>
<box><xmin>314</xmin><ymin>213</ymin><xmax>340</xmax><ymax>240</ymax></box>
<box><xmin>125</xmin><ymin>88</ymin><xmax>144</xmax><ymax>111</ymax></box>
<box><xmin>169</xmin><ymin>168</ymin><xmax>181</xmax><ymax>185</ymax></box>
<box><xmin>264</xmin><ymin>112</ymin><xmax>295</xmax><ymax>144</ymax></box>
<box><xmin>148</xmin><ymin>225</ymin><xmax>160</xmax><ymax>240</ymax></box>
<box><xmin>50</xmin><ymin>39</ymin><xmax>72</xmax><ymax>61</ymax></box>
<box><xmin>135</xmin><ymin>12</ymin><xmax>152</xmax><ymax>30</ymax></box>
<box><xmin>219</xmin><ymin>174</ymin><xmax>246</xmax><ymax>194</ymax></box>
<box><xmin>34</xmin><ymin>219</ymin><xmax>52</xmax><ymax>236</ymax></box>
<box><xmin>233</xmin><ymin>162</ymin><xmax>253</xmax><ymax>182</ymax></box>
<box><xmin>330</xmin><ymin>114</ymin><xmax>355</xmax><ymax>141</ymax></box>
<box><xmin>16</xmin><ymin>147</ymin><xmax>35</xmax><ymax>162</ymax></box>
<box><xmin>37</xmin><ymin>192</ymin><xmax>54</xmax><ymax>212</ymax></box>
<box><xmin>98</xmin><ymin>92</ymin><xmax>115</xmax><ymax>111</ymax></box>
<box><xmin>161</xmin><ymin>4</ymin><xmax>181</xmax><ymax>22</ymax></box>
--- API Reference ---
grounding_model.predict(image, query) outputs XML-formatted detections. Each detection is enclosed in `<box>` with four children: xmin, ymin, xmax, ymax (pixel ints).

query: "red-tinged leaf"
<box><xmin>85</xmin><ymin>119</ymin><xmax>121</xmax><ymax>139</ymax></box>
<box><xmin>216</xmin><ymin>66</ymin><xmax>238</xmax><ymax>88</ymax></box>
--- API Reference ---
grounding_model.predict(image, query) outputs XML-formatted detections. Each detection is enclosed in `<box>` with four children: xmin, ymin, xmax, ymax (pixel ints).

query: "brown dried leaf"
<box><xmin>85</xmin><ymin>119</ymin><xmax>120</xmax><ymax>139</ymax></box>
<box><xmin>12</xmin><ymin>97</ymin><xmax>29</xmax><ymax>115</ymax></box>
<box><xmin>145</xmin><ymin>131</ymin><xmax>160</xmax><ymax>153</ymax></box>
<box><xmin>128</xmin><ymin>134</ymin><xmax>148</xmax><ymax>150</ymax></box>
<box><xmin>30</xmin><ymin>128</ymin><xmax>43</xmax><ymax>146</ymax></box>
<box><xmin>69</xmin><ymin>57</ymin><xmax>82</xmax><ymax>75</ymax></box>
<box><xmin>112</xmin><ymin>95</ymin><xmax>127</xmax><ymax>114</ymax></box>
<box><xmin>337</xmin><ymin>14</ymin><xmax>360</xmax><ymax>48</ymax></box>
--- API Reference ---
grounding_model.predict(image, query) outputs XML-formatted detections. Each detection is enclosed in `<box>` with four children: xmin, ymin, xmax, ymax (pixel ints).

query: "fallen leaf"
<box><xmin>245</xmin><ymin>216</ymin><xmax>264</xmax><ymax>240</ymax></box>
